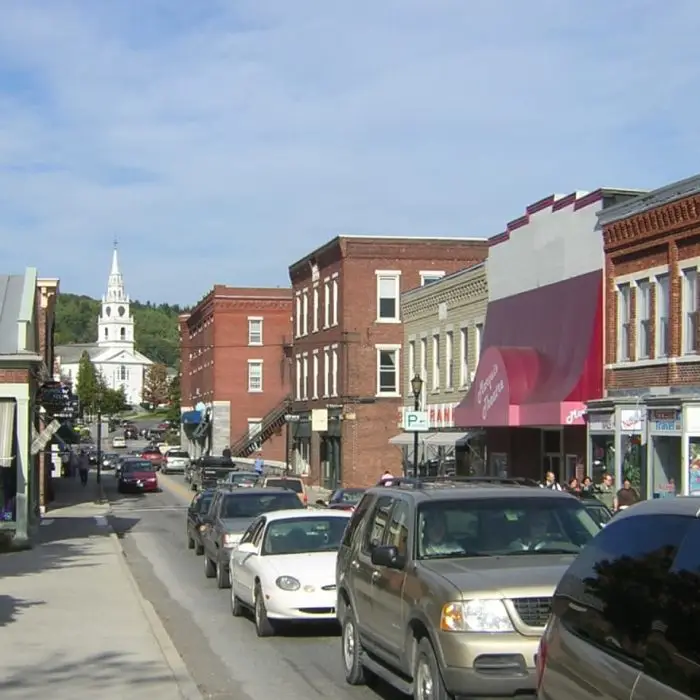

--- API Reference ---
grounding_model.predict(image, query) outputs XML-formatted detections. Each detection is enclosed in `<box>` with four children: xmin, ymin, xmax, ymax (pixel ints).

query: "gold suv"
<box><xmin>335</xmin><ymin>477</ymin><xmax>600</xmax><ymax>699</ymax></box>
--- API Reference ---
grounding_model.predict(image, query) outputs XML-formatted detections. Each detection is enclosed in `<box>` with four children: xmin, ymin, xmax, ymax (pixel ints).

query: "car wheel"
<box><xmin>187</xmin><ymin>534</ymin><xmax>195</xmax><ymax>550</ymax></box>
<box><xmin>254</xmin><ymin>583</ymin><xmax>275</xmax><ymax>637</ymax></box>
<box><xmin>203</xmin><ymin>554</ymin><xmax>216</xmax><ymax>579</ymax></box>
<box><xmin>341</xmin><ymin>606</ymin><xmax>366</xmax><ymax>685</ymax></box>
<box><xmin>216</xmin><ymin>558</ymin><xmax>230</xmax><ymax>589</ymax></box>
<box><xmin>414</xmin><ymin>637</ymin><xmax>450</xmax><ymax>700</ymax></box>
<box><xmin>195</xmin><ymin>540</ymin><xmax>204</xmax><ymax>555</ymax></box>
<box><xmin>230</xmin><ymin>584</ymin><xmax>244</xmax><ymax>617</ymax></box>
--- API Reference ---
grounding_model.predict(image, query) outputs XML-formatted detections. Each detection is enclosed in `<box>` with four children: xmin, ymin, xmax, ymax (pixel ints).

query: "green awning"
<box><xmin>56</xmin><ymin>423</ymin><xmax>81</xmax><ymax>445</ymax></box>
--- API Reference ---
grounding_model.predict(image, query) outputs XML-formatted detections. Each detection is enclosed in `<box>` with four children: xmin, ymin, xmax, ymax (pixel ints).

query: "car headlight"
<box><xmin>440</xmin><ymin>599</ymin><xmax>514</xmax><ymax>633</ymax></box>
<box><xmin>222</xmin><ymin>533</ymin><xmax>241</xmax><ymax>546</ymax></box>
<box><xmin>276</xmin><ymin>576</ymin><xmax>301</xmax><ymax>591</ymax></box>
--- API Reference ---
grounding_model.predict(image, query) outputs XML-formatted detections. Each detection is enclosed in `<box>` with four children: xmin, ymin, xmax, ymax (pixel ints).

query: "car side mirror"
<box><xmin>371</xmin><ymin>544</ymin><xmax>404</xmax><ymax>569</ymax></box>
<box><xmin>236</xmin><ymin>542</ymin><xmax>257</xmax><ymax>554</ymax></box>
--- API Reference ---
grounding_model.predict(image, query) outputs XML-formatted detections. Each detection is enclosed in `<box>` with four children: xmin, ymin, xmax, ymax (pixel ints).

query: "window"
<box><xmin>362</xmin><ymin>496</ymin><xmax>395</xmax><ymax>553</ymax></box>
<box><xmin>247</xmin><ymin>419</ymin><xmax>262</xmax><ymax>451</ymax></box>
<box><xmin>683</xmin><ymin>268</ymin><xmax>698</xmax><ymax>354</ymax></box>
<box><xmin>248</xmin><ymin>360</ymin><xmax>263</xmax><ymax>392</ymax></box>
<box><xmin>332</xmin><ymin>277</ymin><xmax>339</xmax><ymax>326</ymax></box>
<box><xmin>104</xmin><ymin>328</ymin><xmax>108</xmax><ymax>339</ymax></box>
<box><xmin>445</xmin><ymin>331</ymin><xmax>454</xmax><ymax>389</ymax></box>
<box><xmin>460</xmin><ymin>328</ymin><xmax>469</xmax><ymax>387</ymax></box>
<box><xmin>645</xmin><ymin>519</ymin><xmax>700</xmax><ymax>696</ymax></box>
<box><xmin>420</xmin><ymin>336</ymin><xmax>428</xmax><ymax>402</ymax></box>
<box><xmin>331</xmin><ymin>347</ymin><xmax>338</xmax><ymax>397</ymax></box>
<box><xmin>618</xmin><ymin>283</ymin><xmax>631</xmax><ymax>361</ymax></box>
<box><xmin>323</xmin><ymin>280</ymin><xmax>331</xmax><ymax>328</ymax></box>
<box><xmin>323</xmin><ymin>347</ymin><xmax>330</xmax><ymax>396</ymax></box>
<box><xmin>295</xmin><ymin>294</ymin><xmax>302</xmax><ymax>337</ymax></box>
<box><xmin>557</xmin><ymin>514</ymin><xmax>690</xmax><ymax>666</ymax></box>
<box><xmin>408</xmin><ymin>340</ymin><xmax>416</xmax><ymax>393</ymax></box>
<box><xmin>637</xmin><ymin>280</ymin><xmax>652</xmax><ymax>359</ymax></box>
<box><xmin>312</xmin><ymin>287</ymin><xmax>319</xmax><ymax>332</ymax></box>
<box><xmin>341</xmin><ymin>494</ymin><xmax>374</xmax><ymax>548</ymax></box>
<box><xmin>383</xmin><ymin>500</ymin><xmax>410</xmax><ymax>559</ymax></box>
<box><xmin>656</xmin><ymin>274</ymin><xmax>670</xmax><ymax>357</ymax></box>
<box><xmin>120</xmin><ymin>327</ymin><xmax>126</xmax><ymax>340</ymax></box>
<box><xmin>248</xmin><ymin>318</ymin><xmax>263</xmax><ymax>346</ymax></box>
<box><xmin>432</xmin><ymin>334</ymin><xmax>440</xmax><ymax>391</ymax></box>
<box><xmin>302</xmin><ymin>355</ymin><xmax>308</xmax><ymax>400</ymax></box>
<box><xmin>295</xmin><ymin>355</ymin><xmax>301</xmax><ymax>400</ymax></box>
<box><xmin>302</xmin><ymin>290</ymin><xmax>309</xmax><ymax>336</ymax></box>
<box><xmin>376</xmin><ymin>345</ymin><xmax>400</xmax><ymax>396</ymax></box>
<box><xmin>376</xmin><ymin>272</ymin><xmax>401</xmax><ymax>322</ymax></box>
<box><xmin>312</xmin><ymin>351</ymin><xmax>319</xmax><ymax>398</ymax></box>
<box><xmin>475</xmin><ymin>322</ymin><xmax>484</xmax><ymax>364</ymax></box>
<box><xmin>420</xmin><ymin>271</ymin><xmax>445</xmax><ymax>286</ymax></box>
<box><xmin>119</xmin><ymin>365</ymin><xmax>127</xmax><ymax>381</ymax></box>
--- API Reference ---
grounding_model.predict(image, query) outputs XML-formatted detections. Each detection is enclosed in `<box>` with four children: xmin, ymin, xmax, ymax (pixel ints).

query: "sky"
<box><xmin>1</xmin><ymin>0</ymin><xmax>700</xmax><ymax>305</ymax></box>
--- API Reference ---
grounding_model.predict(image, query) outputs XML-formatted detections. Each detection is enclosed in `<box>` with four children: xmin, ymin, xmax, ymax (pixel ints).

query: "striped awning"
<box><xmin>0</xmin><ymin>400</ymin><xmax>16</xmax><ymax>468</ymax></box>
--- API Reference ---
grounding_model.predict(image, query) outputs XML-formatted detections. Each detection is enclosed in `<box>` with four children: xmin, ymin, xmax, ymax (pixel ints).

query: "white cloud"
<box><xmin>1</xmin><ymin>0</ymin><xmax>700</xmax><ymax>302</ymax></box>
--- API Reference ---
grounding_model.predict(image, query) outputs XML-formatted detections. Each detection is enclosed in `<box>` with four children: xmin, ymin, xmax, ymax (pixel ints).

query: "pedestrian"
<box><xmin>379</xmin><ymin>470</ymin><xmax>394</xmax><ymax>485</ymax></box>
<box><xmin>253</xmin><ymin>451</ymin><xmax>264</xmax><ymax>476</ymax></box>
<box><xmin>68</xmin><ymin>449</ymin><xmax>79</xmax><ymax>479</ymax></box>
<box><xmin>594</xmin><ymin>473</ymin><xmax>615</xmax><ymax>510</ymax></box>
<box><xmin>541</xmin><ymin>471</ymin><xmax>562</xmax><ymax>490</ymax></box>
<box><xmin>581</xmin><ymin>476</ymin><xmax>594</xmax><ymax>493</ymax></box>
<box><xmin>614</xmin><ymin>478</ymin><xmax>639</xmax><ymax>512</ymax></box>
<box><xmin>78</xmin><ymin>449</ymin><xmax>90</xmax><ymax>486</ymax></box>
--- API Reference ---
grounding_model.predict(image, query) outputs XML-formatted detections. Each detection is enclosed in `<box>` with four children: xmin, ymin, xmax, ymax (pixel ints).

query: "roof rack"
<box><xmin>378</xmin><ymin>476</ymin><xmax>541</xmax><ymax>490</ymax></box>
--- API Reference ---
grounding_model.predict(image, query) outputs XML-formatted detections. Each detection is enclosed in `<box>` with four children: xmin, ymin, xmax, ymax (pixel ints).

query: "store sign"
<box><xmin>477</xmin><ymin>365</ymin><xmax>504</xmax><ymax>421</ymax></box>
<box><xmin>588</xmin><ymin>412</ymin><xmax>614</xmax><ymax>432</ymax></box>
<box><xmin>565</xmin><ymin>408</ymin><xmax>586</xmax><ymax>425</ymax></box>
<box><xmin>311</xmin><ymin>408</ymin><xmax>328</xmax><ymax>432</ymax></box>
<box><xmin>650</xmin><ymin>409</ymin><xmax>681</xmax><ymax>432</ymax></box>
<box><xmin>620</xmin><ymin>409</ymin><xmax>644</xmax><ymax>432</ymax></box>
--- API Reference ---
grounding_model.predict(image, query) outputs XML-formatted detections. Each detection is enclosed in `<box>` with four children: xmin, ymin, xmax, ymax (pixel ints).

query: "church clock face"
<box><xmin>118</xmin><ymin>306</ymin><xmax>125</xmax><ymax>317</ymax></box>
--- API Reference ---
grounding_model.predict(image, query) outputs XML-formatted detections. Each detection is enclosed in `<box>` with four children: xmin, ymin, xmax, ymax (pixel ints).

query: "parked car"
<box><xmin>161</xmin><ymin>449</ymin><xmax>191</xmax><ymax>475</ymax></box>
<box><xmin>536</xmin><ymin>497</ymin><xmax>700</xmax><ymax>700</ymax></box>
<box><xmin>230</xmin><ymin>509</ymin><xmax>352</xmax><ymax>636</ymax></box>
<box><xmin>201</xmin><ymin>488</ymin><xmax>305</xmax><ymax>589</ymax></box>
<box><xmin>124</xmin><ymin>427</ymin><xmax>138</xmax><ymax>440</ymax></box>
<box><xmin>186</xmin><ymin>489</ymin><xmax>215</xmax><ymax>555</ymax></box>
<box><xmin>112</xmin><ymin>435</ymin><xmax>126</xmax><ymax>449</ymax></box>
<box><xmin>190</xmin><ymin>456</ymin><xmax>238</xmax><ymax>491</ymax></box>
<box><xmin>318</xmin><ymin>487</ymin><xmax>366</xmax><ymax>511</ymax></box>
<box><xmin>140</xmin><ymin>447</ymin><xmax>165</xmax><ymax>470</ymax></box>
<box><xmin>257</xmin><ymin>476</ymin><xmax>308</xmax><ymax>506</ymax></box>
<box><xmin>577</xmin><ymin>492</ymin><xmax>613</xmax><ymax>528</ymax></box>
<box><xmin>101</xmin><ymin>452</ymin><xmax>120</xmax><ymax>470</ymax></box>
<box><xmin>117</xmin><ymin>459</ymin><xmax>159</xmax><ymax>493</ymax></box>
<box><xmin>220</xmin><ymin>471</ymin><xmax>259</xmax><ymax>488</ymax></box>
<box><xmin>336</xmin><ymin>476</ymin><xmax>600</xmax><ymax>699</ymax></box>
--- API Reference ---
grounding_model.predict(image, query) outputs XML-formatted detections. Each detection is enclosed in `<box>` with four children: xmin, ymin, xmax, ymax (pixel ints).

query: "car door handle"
<box><xmin>350</xmin><ymin>560</ymin><xmax>360</xmax><ymax>570</ymax></box>
<box><xmin>371</xmin><ymin>570</ymin><xmax>381</xmax><ymax>580</ymax></box>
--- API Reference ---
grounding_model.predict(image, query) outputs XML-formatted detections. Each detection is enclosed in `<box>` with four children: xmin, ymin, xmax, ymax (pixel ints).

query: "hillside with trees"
<box><xmin>54</xmin><ymin>293</ymin><xmax>183</xmax><ymax>368</ymax></box>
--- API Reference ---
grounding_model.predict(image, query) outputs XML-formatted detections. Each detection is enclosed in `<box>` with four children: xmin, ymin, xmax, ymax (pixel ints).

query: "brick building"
<box><xmin>288</xmin><ymin>235</ymin><xmax>489</xmax><ymax>489</ymax></box>
<box><xmin>587</xmin><ymin>174</ymin><xmax>700</xmax><ymax>499</ymax></box>
<box><xmin>179</xmin><ymin>286</ymin><xmax>293</xmax><ymax>462</ymax></box>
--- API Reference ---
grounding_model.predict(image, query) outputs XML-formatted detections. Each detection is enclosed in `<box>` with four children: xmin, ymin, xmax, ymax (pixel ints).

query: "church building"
<box><xmin>55</xmin><ymin>246</ymin><xmax>153</xmax><ymax>406</ymax></box>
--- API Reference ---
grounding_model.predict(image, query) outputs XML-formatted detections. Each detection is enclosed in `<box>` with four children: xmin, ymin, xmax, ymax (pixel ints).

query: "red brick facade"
<box><xmin>289</xmin><ymin>236</ymin><xmax>489</xmax><ymax>487</ymax></box>
<box><xmin>603</xmin><ymin>184</ymin><xmax>700</xmax><ymax>391</ymax></box>
<box><xmin>180</xmin><ymin>286</ymin><xmax>293</xmax><ymax>461</ymax></box>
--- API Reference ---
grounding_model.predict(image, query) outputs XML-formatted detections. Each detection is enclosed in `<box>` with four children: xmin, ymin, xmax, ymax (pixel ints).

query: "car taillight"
<box><xmin>535</xmin><ymin>636</ymin><xmax>548</xmax><ymax>691</ymax></box>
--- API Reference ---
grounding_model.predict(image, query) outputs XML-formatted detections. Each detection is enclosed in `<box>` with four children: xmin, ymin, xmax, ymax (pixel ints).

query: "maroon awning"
<box><xmin>454</xmin><ymin>270</ymin><xmax>603</xmax><ymax>428</ymax></box>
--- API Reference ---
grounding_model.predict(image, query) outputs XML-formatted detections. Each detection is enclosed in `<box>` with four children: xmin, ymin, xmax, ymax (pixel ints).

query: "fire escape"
<box><xmin>229</xmin><ymin>396</ymin><xmax>291</xmax><ymax>458</ymax></box>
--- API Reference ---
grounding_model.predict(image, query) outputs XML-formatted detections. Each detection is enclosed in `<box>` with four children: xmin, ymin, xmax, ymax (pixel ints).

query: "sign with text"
<box><xmin>403</xmin><ymin>410</ymin><xmax>429</xmax><ymax>432</ymax></box>
<box><xmin>588</xmin><ymin>412</ymin><xmax>614</xmax><ymax>432</ymax></box>
<box><xmin>649</xmin><ymin>409</ymin><xmax>681</xmax><ymax>433</ymax></box>
<box><xmin>311</xmin><ymin>408</ymin><xmax>328</xmax><ymax>432</ymax></box>
<box><xmin>477</xmin><ymin>364</ymin><xmax>505</xmax><ymax>421</ymax></box>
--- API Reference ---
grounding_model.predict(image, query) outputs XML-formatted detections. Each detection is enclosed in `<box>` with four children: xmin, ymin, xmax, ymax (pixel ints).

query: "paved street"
<box><xmin>102</xmin><ymin>464</ymin><xmax>401</xmax><ymax>700</ymax></box>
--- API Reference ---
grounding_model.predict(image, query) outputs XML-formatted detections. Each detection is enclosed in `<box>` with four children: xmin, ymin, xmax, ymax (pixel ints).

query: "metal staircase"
<box><xmin>229</xmin><ymin>396</ymin><xmax>291</xmax><ymax>457</ymax></box>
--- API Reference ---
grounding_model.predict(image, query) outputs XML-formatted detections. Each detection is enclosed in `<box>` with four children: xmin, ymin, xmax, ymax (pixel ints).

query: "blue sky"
<box><xmin>1</xmin><ymin>0</ymin><xmax>700</xmax><ymax>304</ymax></box>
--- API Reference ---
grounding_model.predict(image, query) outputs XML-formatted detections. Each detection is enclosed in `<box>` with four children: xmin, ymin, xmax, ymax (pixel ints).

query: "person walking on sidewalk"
<box><xmin>78</xmin><ymin>449</ymin><xmax>90</xmax><ymax>486</ymax></box>
<box><xmin>254</xmin><ymin>451</ymin><xmax>264</xmax><ymax>476</ymax></box>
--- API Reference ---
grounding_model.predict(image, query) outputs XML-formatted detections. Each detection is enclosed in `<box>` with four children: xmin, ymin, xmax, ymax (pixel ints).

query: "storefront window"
<box><xmin>650</xmin><ymin>435</ymin><xmax>681</xmax><ymax>498</ymax></box>
<box><xmin>590</xmin><ymin>434</ymin><xmax>614</xmax><ymax>485</ymax></box>
<box><xmin>621</xmin><ymin>434</ymin><xmax>646</xmax><ymax>498</ymax></box>
<box><xmin>689</xmin><ymin>437</ymin><xmax>700</xmax><ymax>495</ymax></box>
<box><xmin>489</xmin><ymin>452</ymin><xmax>508</xmax><ymax>478</ymax></box>
<box><xmin>0</xmin><ymin>466</ymin><xmax>17</xmax><ymax>521</ymax></box>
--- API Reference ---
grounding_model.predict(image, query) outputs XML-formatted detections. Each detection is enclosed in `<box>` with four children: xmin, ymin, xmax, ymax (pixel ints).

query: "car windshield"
<box><xmin>265</xmin><ymin>478</ymin><xmax>303</xmax><ymax>494</ymax></box>
<box><xmin>122</xmin><ymin>460</ymin><xmax>155</xmax><ymax>473</ymax></box>
<box><xmin>262</xmin><ymin>516</ymin><xmax>349</xmax><ymax>555</ymax></box>
<box><xmin>228</xmin><ymin>472</ymin><xmax>258</xmax><ymax>485</ymax></box>
<box><xmin>222</xmin><ymin>492</ymin><xmax>304</xmax><ymax>519</ymax></box>
<box><xmin>416</xmin><ymin>498</ymin><xmax>600</xmax><ymax>560</ymax></box>
<box><xmin>331</xmin><ymin>489</ymin><xmax>364</xmax><ymax>504</ymax></box>
<box><xmin>169</xmin><ymin>451</ymin><xmax>189</xmax><ymax>458</ymax></box>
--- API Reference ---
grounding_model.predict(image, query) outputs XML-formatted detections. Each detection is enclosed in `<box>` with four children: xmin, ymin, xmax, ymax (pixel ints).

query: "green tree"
<box><xmin>99</xmin><ymin>387</ymin><xmax>128</xmax><ymax>416</ymax></box>
<box><xmin>76</xmin><ymin>351</ymin><xmax>99</xmax><ymax>416</ymax></box>
<box><xmin>166</xmin><ymin>374</ymin><xmax>181</xmax><ymax>423</ymax></box>
<box><xmin>142</xmin><ymin>363</ymin><xmax>169</xmax><ymax>409</ymax></box>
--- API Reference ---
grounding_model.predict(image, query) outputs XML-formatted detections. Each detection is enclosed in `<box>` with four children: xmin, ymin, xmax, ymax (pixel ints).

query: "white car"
<box><xmin>161</xmin><ymin>449</ymin><xmax>190</xmax><ymax>474</ymax></box>
<box><xmin>111</xmin><ymin>436</ymin><xmax>126</xmax><ymax>449</ymax></box>
<box><xmin>229</xmin><ymin>508</ymin><xmax>351</xmax><ymax>637</ymax></box>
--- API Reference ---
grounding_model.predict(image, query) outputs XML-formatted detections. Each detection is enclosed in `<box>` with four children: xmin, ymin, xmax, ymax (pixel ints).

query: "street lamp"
<box><xmin>410</xmin><ymin>374</ymin><xmax>423</xmax><ymax>478</ymax></box>
<box><xmin>96</xmin><ymin>390</ymin><xmax>104</xmax><ymax>485</ymax></box>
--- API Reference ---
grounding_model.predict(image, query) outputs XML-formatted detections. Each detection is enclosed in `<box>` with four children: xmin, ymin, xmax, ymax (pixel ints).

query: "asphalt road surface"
<box><xmin>102</xmin><ymin>459</ymin><xmax>403</xmax><ymax>700</ymax></box>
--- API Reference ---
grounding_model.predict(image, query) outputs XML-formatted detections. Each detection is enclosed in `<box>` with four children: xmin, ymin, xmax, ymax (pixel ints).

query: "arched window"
<box><xmin>120</xmin><ymin>327</ymin><xmax>126</xmax><ymax>340</ymax></box>
<box><xmin>104</xmin><ymin>328</ymin><xmax>108</xmax><ymax>339</ymax></box>
<box><xmin>120</xmin><ymin>365</ymin><xmax>127</xmax><ymax>381</ymax></box>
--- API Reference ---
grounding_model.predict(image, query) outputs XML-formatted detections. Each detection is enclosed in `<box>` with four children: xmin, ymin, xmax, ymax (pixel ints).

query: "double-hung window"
<box><xmin>432</xmin><ymin>334</ymin><xmax>440</xmax><ymax>391</ymax></box>
<box><xmin>618</xmin><ymin>283</ymin><xmax>631</xmax><ymax>361</ymax></box>
<box><xmin>445</xmin><ymin>331</ymin><xmax>454</xmax><ymax>389</ymax></box>
<box><xmin>460</xmin><ymin>327</ymin><xmax>469</xmax><ymax>387</ymax></box>
<box><xmin>323</xmin><ymin>280</ymin><xmax>331</xmax><ymax>328</ymax></box>
<box><xmin>683</xmin><ymin>268</ymin><xmax>698</xmax><ymax>354</ymax></box>
<box><xmin>656</xmin><ymin>274</ymin><xmax>670</xmax><ymax>358</ymax></box>
<box><xmin>637</xmin><ymin>280</ymin><xmax>652</xmax><ymax>359</ymax></box>
<box><xmin>376</xmin><ymin>272</ymin><xmax>401</xmax><ymax>322</ymax></box>
<box><xmin>248</xmin><ymin>360</ymin><xmax>263</xmax><ymax>392</ymax></box>
<box><xmin>248</xmin><ymin>318</ymin><xmax>263</xmax><ymax>346</ymax></box>
<box><xmin>376</xmin><ymin>345</ymin><xmax>400</xmax><ymax>396</ymax></box>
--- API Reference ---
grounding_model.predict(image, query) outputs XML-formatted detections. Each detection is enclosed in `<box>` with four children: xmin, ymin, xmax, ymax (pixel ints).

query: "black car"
<box><xmin>191</xmin><ymin>456</ymin><xmax>238</xmax><ymax>491</ymax></box>
<box><xmin>322</xmin><ymin>487</ymin><xmax>366</xmax><ymax>511</ymax></box>
<box><xmin>186</xmin><ymin>489</ymin><xmax>215</xmax><ymax>555</ymax></box>
<box><xmin>124</xmin><ymin>427</ymin><xmax>138</xmax><ymax>440</ymax></box>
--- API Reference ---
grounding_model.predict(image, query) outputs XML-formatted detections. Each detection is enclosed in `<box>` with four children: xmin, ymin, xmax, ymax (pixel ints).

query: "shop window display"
<box><xmin>0</xmin><ymin>466</ymin><xmax>17</xmax><ymax>521</ymax></box>
<box><xmin>621</xmin><ymin>434</ymin><xmax>646</xmax><ymax>498</ymax></box>
<box><xmin>590</xmin><ymin>434</ymin><xmax>614</xmax><ymax>484</ymax></box>
<box><xmin>650</xmin><ymin>435</ymin><xmax>681</xmax><ymax>498</ymax></box>
<box><xmin>689</xmin><ymin>437</ymin><xmax>700</xmax><ymax>495</ymax></box>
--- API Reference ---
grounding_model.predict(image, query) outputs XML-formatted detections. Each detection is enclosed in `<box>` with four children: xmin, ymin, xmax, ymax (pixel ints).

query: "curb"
<box><xmin>109</xmin><ymin>532</ymin><xmax>203</xmax><ymax>700</ymax></box>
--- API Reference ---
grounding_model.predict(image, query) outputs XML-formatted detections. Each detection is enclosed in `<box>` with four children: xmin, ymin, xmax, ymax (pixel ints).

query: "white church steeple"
<box><xmin>98</xmin><ymin>242</ymin><xmax>135</xmax><ymax>349</ymax></box>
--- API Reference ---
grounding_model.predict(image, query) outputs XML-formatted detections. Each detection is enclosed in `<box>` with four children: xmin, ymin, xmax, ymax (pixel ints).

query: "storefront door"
<box><xmin>648</xmin><ymin>409</ymin><xmax>682</xmax><ymax>499</ymax></box>
<box><xmin>321</xmin><ymin>436</ymin><xmax>341</xmax><ymax>490</ymax></box>
<box><xmin>587</xmin><ymin>411</ymin><xmax>615</xmax><ymax>486</ymax></box>
<box><xmin>542</xmin><ymin>429</ymin><xmax>562</xmax><ymax>481</ymax></box>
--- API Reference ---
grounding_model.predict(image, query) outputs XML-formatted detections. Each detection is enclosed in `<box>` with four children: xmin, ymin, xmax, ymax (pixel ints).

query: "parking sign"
<box><xmin>403</xmin><ymin>410</ymin><xmax>429</xmax><ymax>432</ymax></box>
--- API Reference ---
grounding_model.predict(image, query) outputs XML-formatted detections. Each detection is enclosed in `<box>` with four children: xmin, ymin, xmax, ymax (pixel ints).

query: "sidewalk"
<box><xmin>0</xmin><ymin>474</ymin><xmax>201</xmax><ymax>700</ymax></box>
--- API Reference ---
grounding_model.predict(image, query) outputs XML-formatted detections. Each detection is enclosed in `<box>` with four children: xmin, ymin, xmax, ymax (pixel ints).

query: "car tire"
<box><xmin>195</xmin><ymin>541</ymin><xmax>204</xmax><ymax>556</ymax></box>
<box><xmin>254</xmin><ymin>583</ymin><xmax>275</xmax><ymax>637</ymax></box>
<box><xmin>216</xmin><ymin>558</ymin><xmax>230</xmax><ymax>589</ymax></box>
<box><xmin>414</xmin><ymin>637</ymin><xmax>449</xmax><ymax>700</ymax></box>
<box><xmin>187</xmin><ymin>535</ymin><xmax>195</xmax><ymax>550</ymax></box>
<box><xmin>203</xmin><ymin>554</ymin><xmax>216</xmax><ymax>579</ymax></box>
<box><xmin>231</xmin><ymin>585</ymin><xmax>244</xmax><ymax>617</ymax></box>
<box><xmin>341</xmin><ymin>606</ymin><xmax>366</xmax><ymax>685</ymax></box>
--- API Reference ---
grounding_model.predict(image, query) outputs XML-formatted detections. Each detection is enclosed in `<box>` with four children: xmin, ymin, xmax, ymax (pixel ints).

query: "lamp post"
<box><xmin>96</xmin><ymin>390</ymin><xmax>104</xmax><ymax>485</ymax></box>
<box><xmin>410</xmin><ymin>374</ymin><xmax>424</xmax><ymax>478</ymax></box>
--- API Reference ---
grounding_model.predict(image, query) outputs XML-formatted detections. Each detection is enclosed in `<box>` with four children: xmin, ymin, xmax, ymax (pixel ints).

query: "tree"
<box><xmin>143</xmin><ymin>363</ymin><xmax>169</xmax><ymax>409</ymax></box>
<box><xmin>99</xmin><ymin>387</ymin><xmax>128</xmax><ymax>416</ymax></box>
<box><xmin>166</xmin><ymin>374</ymin><xmax>181</xmax><ymax>423</ymax></box>
<box><xmin>76</xmin><ymin>351</ymin><xmax>99</xmax><ymax>416</ymax></box>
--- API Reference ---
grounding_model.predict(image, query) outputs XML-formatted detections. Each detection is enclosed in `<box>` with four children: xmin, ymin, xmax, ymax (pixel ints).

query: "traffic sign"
<box><xmin>403</xmin><ymin>410</ymin><xmax>429</xmax><ymax>432</ymax></box>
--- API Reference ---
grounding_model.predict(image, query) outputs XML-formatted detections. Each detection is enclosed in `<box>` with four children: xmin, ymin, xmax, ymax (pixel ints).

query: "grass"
<box><xmin>123</xmin><ymin>408</ymin><xmax>170</xmax><ymax>421</ymax></box>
